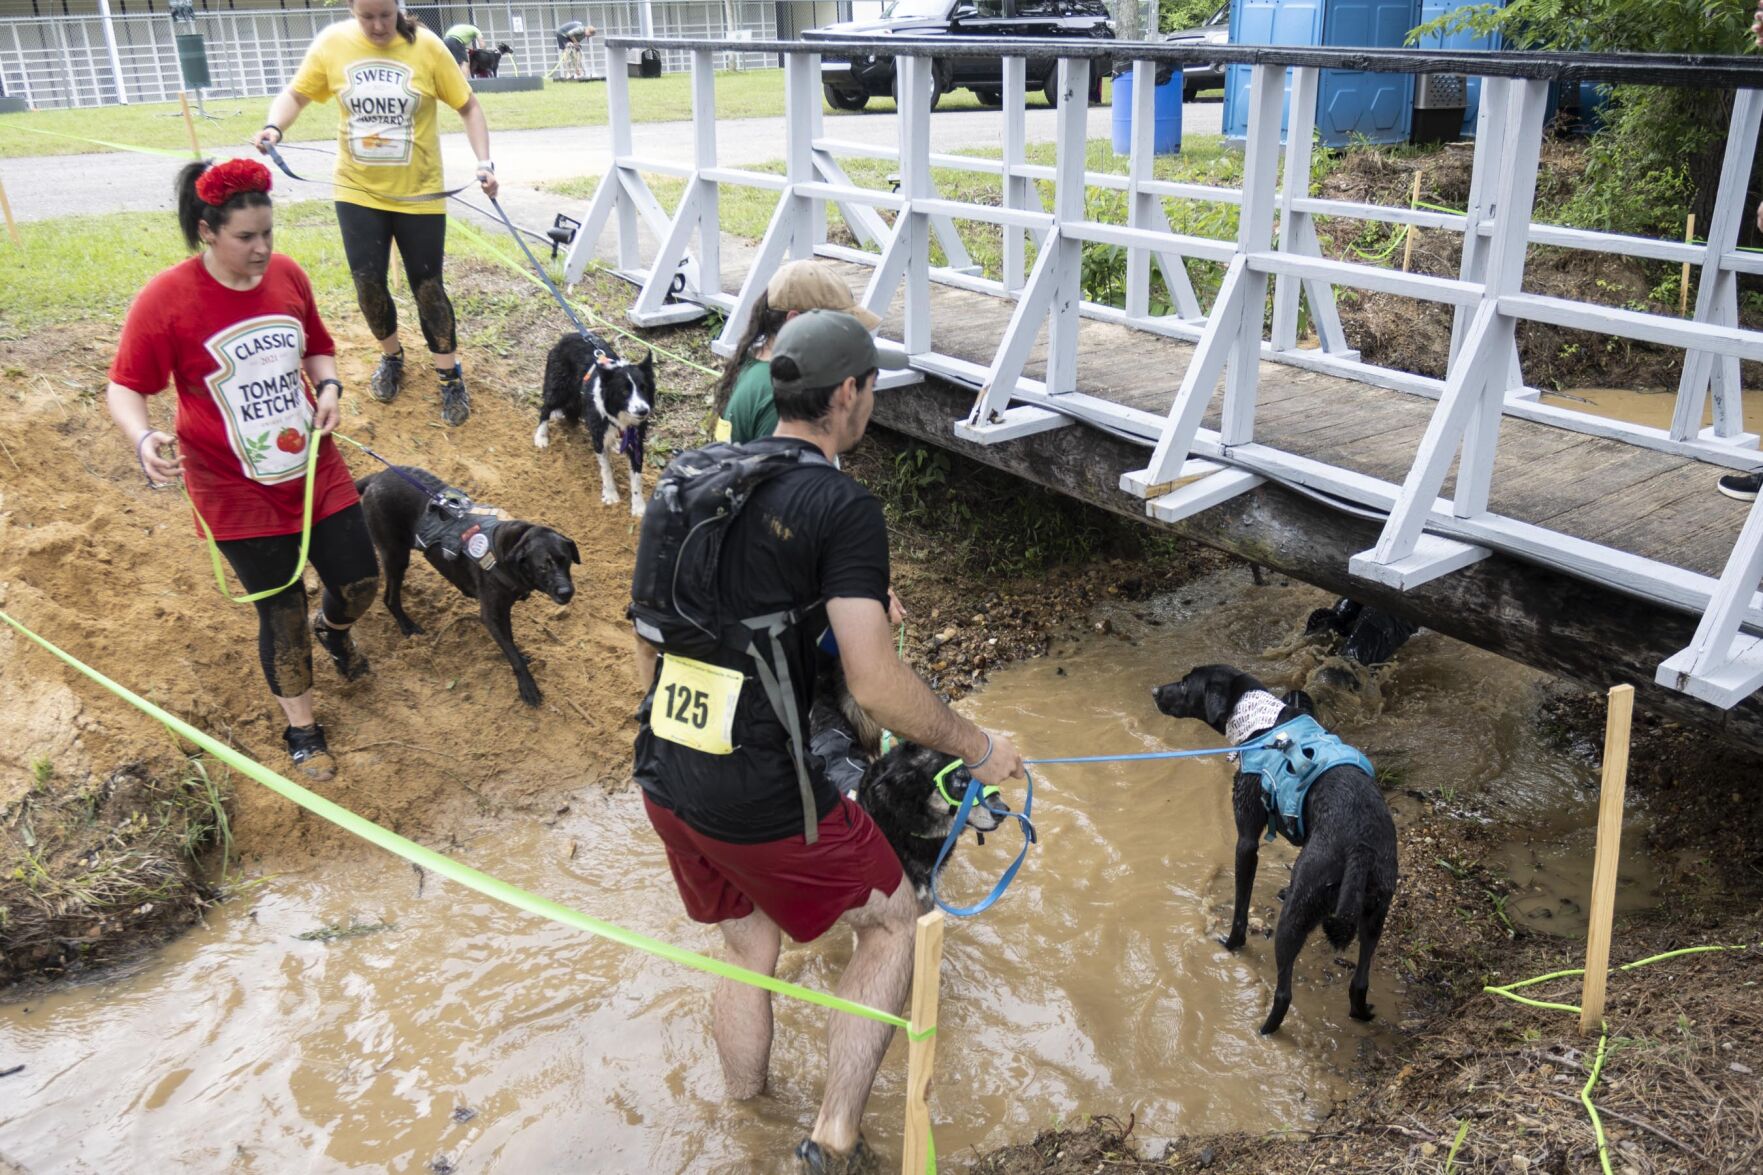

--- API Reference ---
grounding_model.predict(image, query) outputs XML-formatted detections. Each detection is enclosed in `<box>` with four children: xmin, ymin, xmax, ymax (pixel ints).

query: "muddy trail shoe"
<box><xmin>1718</xmin><ymin>470</ymin><xmax>1763</xmax><ymax>502</ymax></box>
<box><xmin>438</xmin><ymin>366</ymin><xmax>471</xmax><ymax>426</ymax></box>
<box><xmin>369</xmin><ymin>350</ymin><xmax>405</xmax><ymax>403</ymax></box>
<box><xmin>312</xmin><ymin>611</ymin><xmax>370</xmax><ymax>681</ymax></box>
<box><xmin>283</xmin><ymin>723</ymin><xmax>336</xmax><ymax>782</ymax></box>
<box><xmin>794</xmin><ymin>1137</ymin><xmax>877</xmax><ymax>1175</ymax></box>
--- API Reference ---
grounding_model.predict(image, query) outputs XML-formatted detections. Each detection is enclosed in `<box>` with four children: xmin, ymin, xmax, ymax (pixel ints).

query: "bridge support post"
<box><xmin>1271</xmin><ymin>65</ymin><xmax>1350</xmax><ymax>357</ymax></box>
<box><xmin>1671</xmin><ymin>86</ymin><xmax>1763</xmax><ymax>448</ymax></box>
<box><xmin>1125</xmin><ymin>59</ymin><xmax>1204</xmax><ymax>326</ymax></box>
<box><xmin>1352</xmin><ymin>77</ymin><xmax>1548</xmax><ymax>585</ymax></box>
<box><xmin>1000</xmin><ymin>56</ymin><xmax>1040</xmax><ymax>294</ymax></box>
<box><xmin>629</xmin><ymin>49</ymin><xmax>722</xmax><ymax>325</ymax></box>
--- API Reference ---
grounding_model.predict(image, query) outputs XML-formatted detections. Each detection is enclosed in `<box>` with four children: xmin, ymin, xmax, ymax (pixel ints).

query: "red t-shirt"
<box><xmin>110</xmin><ymin>254</ymin><xmax>358</xmax><ymax>541</ymax></box>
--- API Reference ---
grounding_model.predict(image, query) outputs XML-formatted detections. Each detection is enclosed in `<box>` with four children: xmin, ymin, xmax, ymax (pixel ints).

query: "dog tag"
<box><xmin>653</xmin><ymin>655</ymin><xmax>743</xmax><ymax>755</ymax></box>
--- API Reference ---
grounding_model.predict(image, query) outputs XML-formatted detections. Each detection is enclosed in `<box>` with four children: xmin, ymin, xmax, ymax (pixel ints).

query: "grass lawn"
<box><xmin>0</xmin><ymin>69</ymin><xmax>788</xmax><ymax>160</ymax></box>
<box><xmin>0</xmin><ymin>69</ymin><xmax>1115</xmax><ymax>161</ymax></box>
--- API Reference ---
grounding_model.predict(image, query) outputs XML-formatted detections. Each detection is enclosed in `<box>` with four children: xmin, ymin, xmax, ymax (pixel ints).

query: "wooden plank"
<box><xmin>1580</xmin><ymin>685</ymin><xmax>1634</xmax><ymax>1035</ymax></box>
<box><xmin>901</xmin><ymin>910</ymin><xmax>945</xmax><ymax>1175</ymax></box>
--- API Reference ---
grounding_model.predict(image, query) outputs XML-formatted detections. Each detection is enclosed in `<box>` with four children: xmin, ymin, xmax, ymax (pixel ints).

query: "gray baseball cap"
<box><xmin>770</xmin><ymin>309</ymin><xmax>906</xmax><ymax>395</ymax></box>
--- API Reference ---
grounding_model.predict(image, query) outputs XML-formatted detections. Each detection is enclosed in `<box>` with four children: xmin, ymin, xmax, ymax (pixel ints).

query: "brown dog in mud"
<box><xmin>1153</xmin><ymin>664</ymin><xmax>1399</xmax><ymax>1035</ymax></box>
<box><xmin>356</xmin><ymin>466</ymin><xmax>580</xmax><ymax>707</ymax></box>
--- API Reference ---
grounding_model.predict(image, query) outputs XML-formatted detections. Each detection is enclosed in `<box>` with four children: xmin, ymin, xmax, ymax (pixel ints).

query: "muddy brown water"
<box><xmin>0</xmin><ymin>573</ymin><xmax>1660</xmax><ymax>1172</ymax></box>
<box><xmin>1544</xmin><ymin>386</ymin><xmax>1763</xmax><ymax>436</ymax></box>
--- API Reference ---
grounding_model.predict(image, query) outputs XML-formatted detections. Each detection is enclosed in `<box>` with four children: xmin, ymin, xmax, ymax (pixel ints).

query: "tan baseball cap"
<box><xmin>765</xmin><ymin>260</ymin><xmax>880</xmax><ymax>330</ymax></box>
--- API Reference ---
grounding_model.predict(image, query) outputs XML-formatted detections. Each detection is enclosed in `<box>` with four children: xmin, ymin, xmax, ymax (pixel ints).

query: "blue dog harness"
<box><xmin>1237</xmin><ymin>715</ymin><xmax>1374</xmax><ymax>845</ymax></box>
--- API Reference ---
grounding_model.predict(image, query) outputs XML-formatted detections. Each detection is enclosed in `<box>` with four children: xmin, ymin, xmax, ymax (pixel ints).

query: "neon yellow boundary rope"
<box><xmin>1483</xmin><ymin>943</ymin><xmax>1754</xmax><ymax>1175</ymax></box>
<box><xmin>0</xmin><ymin>120</ymin><xmax>199</xmax><ymax>159</ymax></box>
<box><xmin>0</xmin><ymin>607</ymin><xmax>932</xmax><ymax>1044</ymax></box>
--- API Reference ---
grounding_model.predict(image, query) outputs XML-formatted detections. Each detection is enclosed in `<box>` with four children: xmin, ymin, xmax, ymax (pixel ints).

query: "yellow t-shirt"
<box><xmin>291</xmin><ymin>22</ymin><xmax>471</xmax><ymax>215</ymax></box>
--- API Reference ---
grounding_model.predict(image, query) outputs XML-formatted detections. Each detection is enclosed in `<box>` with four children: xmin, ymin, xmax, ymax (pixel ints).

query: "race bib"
<box><xmin>340</xmin><ymin>59</ymin><xmax>418</xmax><ymax>165</ymax></box>
<box><xmin>202</xmin><ymin>316</ymin><xmax>312</xmax><ymax>483</ymax></box>
<box><xmin>653</xmin><ymin>655</ymin><xmax>743</xmax><ymax>755</ymax></box>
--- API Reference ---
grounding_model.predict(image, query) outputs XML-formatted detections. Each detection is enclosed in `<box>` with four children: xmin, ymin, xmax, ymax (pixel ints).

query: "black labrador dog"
<box><xmin>856</xmin><ymin>741</ymin><xmax>1006</xmax><ymax>908</ymax></box>
<box><xmin>357</xmin><ymin>467</ymin><xmax>580</xmax><ymax>707</ymax></box>
<box><xmin>1153</xmin><ymin>664</ymin><xmax>1398</xmax><ymax>1035</ymax></box>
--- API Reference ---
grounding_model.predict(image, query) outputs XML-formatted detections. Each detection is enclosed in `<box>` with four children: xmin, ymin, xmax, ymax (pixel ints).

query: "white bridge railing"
<box><xmin>564</xmin><ymin>35</ymin><xmax>1763</xmax><ymax>711</ymax></box>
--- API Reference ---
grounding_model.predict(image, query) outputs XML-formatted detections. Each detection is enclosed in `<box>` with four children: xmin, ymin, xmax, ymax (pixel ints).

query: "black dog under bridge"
<box><xmin>559</xmin><ymin>34</ymin><xmax>1763</xmax><ymax>747</ymax></box>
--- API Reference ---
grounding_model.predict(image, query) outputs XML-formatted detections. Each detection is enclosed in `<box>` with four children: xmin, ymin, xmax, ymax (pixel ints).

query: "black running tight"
<box><xmin>215</xmin><ymin>503</ymin><xmax>380</xmax><ymax>698</ymax></box>
<box><xmin>334</xmin><ymin>202</ymin><xmax>458</xmax><ymax>357</ymax></box>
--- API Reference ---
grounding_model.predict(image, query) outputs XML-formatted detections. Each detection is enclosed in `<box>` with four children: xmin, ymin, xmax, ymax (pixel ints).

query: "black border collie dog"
<box><xmin>1154</xmin><ymin>664</ymin><xmax>1399</xmax><ymax>1036</ymax></box>
<box><xmin>533</xmin><ymin>332</ymin><xmax>655</xmax><ymax>517</ymax></box>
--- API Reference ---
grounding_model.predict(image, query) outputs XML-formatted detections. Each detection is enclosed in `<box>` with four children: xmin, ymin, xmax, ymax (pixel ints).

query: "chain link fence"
<box><xmin>0</xmin><ymin>2</ymin><xmax>808</xmax><ymax>110</ymax></box>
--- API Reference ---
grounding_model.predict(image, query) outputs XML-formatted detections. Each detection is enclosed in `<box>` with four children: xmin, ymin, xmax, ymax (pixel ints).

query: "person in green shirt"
<box><xmin>442</xmin><ymin>23</ymin><xmax>481</xmax><ymax>79</ymax></box>
<box><xmin>712</xmin><ymin>260</ymin><xmax>882</xmax><ymax>443</ymax></box>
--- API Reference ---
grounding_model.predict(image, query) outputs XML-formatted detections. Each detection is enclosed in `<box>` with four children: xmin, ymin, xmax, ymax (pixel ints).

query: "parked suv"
<box><xmin>1162</xmin><ymin>2</ymin><xmax>1229</xmax><ymax>101</ymax></box>
<box><xmin>807</xmin><ymin>0</ymin><xmax>1113</xmax><ymax>111</ymax></box>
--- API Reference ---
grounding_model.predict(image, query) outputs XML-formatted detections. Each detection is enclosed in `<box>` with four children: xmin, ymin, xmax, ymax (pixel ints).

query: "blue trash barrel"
<box><xmin>1111</xmin><ymin>68</ymin><xmax>1184</xmax><ymax>156</ymax></box>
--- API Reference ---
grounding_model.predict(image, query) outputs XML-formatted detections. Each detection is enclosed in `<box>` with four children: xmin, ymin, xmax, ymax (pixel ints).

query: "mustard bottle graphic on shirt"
<box><xmin>339</xmin><ymin>59</ymin><xmax>418</xmax><ymax>165</ymax></box>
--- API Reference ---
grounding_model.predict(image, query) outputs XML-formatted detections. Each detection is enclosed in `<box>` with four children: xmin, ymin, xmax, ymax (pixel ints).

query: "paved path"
<box><xmin>5</xmin><ymin>101</ymin><xmax>1225</xmax><ymax>224</ymax></box>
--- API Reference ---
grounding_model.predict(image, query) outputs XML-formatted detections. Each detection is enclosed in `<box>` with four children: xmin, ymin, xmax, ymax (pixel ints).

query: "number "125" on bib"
<box><xmin>653</xmin><ymin>655</ymin><xmax>744</xmax><ymax>755</ymax></box>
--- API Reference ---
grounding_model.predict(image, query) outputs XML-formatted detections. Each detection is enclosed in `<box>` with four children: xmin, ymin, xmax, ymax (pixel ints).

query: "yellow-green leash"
<box><xmin>180</xmin><ymin>426</ymin><xmax>321</xmax><ymax>605</ymax></box>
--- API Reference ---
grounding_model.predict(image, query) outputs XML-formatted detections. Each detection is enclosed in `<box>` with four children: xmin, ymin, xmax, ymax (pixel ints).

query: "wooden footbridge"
<box><xmin>563</xmin><ymin>35</ymin><xmax>1763</xmax><ymax>743</ymax></box>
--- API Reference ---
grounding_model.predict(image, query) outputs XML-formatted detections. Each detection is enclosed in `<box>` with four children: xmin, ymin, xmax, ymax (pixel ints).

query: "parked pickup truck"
<box><xmin>807</xmin><ymin>0</ymin><xmax>1113</xmax><ymax>111</ymax></box>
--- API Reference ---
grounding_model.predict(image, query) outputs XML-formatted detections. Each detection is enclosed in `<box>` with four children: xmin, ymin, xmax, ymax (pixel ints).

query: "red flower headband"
<box><xmin>195</xmin><ymin>158</ymin><xmax>273</xmax><ymax>207</ymax></box>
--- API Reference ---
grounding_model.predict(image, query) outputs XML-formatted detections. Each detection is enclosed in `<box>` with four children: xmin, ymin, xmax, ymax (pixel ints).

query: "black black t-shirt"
<box><xmin>633</xmin><ymin>439</ymin><xmax>890</xmax><ymax>843</ymax></box>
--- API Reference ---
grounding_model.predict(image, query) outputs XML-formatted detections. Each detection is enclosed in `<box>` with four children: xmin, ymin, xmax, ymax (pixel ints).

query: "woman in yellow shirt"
<box><xmin>253</xmin><ymin>0</ymin><xmax>498</xmax><ymax>426</ymax></box>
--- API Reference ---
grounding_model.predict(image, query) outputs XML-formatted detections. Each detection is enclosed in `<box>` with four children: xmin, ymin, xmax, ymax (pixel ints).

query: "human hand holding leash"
<box><xmin>313</xmin><ymin>385</ymin><xmax>341</xmax><ymax>435</ymax></box>
<box><xmin>967</xmin><ymin>729</ymin><xmax>1024</xmax><ymax>788</ymax></box>
<box><xmin>887</xmin><ymin>587</ymin><xmax>906</xmax><ymax>626</ymax></box>
<box><xmin>475</xmin><ymin>161</ymin><xmax>499</xmax><ymax>199</ymax></box>
<box><xmin>251</xmin><ymin>125</ymin><xmax>283</xmax><ymax>153</ymax></box>
<box><xmin>137</xmin><ymin>430</ymin><xmax>182</xmax><ymax>484</ymax></box>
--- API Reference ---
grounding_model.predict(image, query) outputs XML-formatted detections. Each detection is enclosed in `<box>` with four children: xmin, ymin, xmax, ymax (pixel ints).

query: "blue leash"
<box><xmin>929</xmin><ymin>738</ymin><xmax>1279</xmax><ymax>918</ymax></box>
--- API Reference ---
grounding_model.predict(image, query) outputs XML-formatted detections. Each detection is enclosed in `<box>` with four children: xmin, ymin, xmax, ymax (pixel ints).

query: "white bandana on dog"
<box><xmin>1224</xmin><ymin>690</ymin><xmax>1288</xmax><ymax>762</ymax></box>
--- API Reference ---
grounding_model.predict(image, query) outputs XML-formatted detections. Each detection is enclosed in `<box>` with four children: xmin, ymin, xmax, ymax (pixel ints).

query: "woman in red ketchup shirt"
<box><xmin>105</xmin><ymin>158</ymin><xmax>379</xmax><ymax>783</ymax></box>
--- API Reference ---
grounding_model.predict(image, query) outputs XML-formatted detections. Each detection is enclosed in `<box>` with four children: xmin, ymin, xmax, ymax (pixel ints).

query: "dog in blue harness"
<box><xmin>1154</xmin><ymin>664</ymin><xmax>1399</xmax><ymax>1036</ymax></box>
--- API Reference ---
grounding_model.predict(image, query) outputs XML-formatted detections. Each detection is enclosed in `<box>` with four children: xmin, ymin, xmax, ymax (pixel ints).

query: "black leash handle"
<box><xmin>261</xmin><ymin>141</ymin><xmax>475</xmax><ymax>204</ymax></box>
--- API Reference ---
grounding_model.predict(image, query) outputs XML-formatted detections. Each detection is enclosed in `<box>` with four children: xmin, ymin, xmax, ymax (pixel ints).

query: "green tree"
<box><xmin>1411</xmin><ymin>0</ymin><xmax>1760</xmax><ymax>236</ymax></box>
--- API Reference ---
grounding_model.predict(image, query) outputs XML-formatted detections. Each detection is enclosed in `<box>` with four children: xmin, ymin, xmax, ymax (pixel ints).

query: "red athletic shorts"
<box><xmin>643</xmin><ymin>793</ymin><xmax>904</xmax><ymax>943</ymax></box>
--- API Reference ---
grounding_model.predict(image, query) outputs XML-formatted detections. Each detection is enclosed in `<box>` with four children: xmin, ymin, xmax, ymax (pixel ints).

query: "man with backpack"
<box><xmin>629</xmin><ymin>310</ymin><xmax>1024</xmax><ymax>1172</ymax></box>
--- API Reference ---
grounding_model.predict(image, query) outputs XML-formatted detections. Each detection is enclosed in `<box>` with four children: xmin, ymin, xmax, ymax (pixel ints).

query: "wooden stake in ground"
<box><xmin>1402</xmin><ymin>171</ymin><xmax>1423</xmax><ymax>273</ymax></box>
<box><xmin>1580</xmin><ymin>683</ymin><xmax>1634</xmax><ymax>1035</ymax></box>
<box><xmin>902</xmin><ymin>909</ymin><xmax>945</xmax><ymax>1175</ymax></box>
<box><xmin>1681</xmin><ymin>214</ymin><xmax>1696</xmax><ymax>317</ymax></box>
<box><xmin>0</xmin><ymin>173</ymin><xmax>20</xmax><ymax>247</ymax></box>
<box><xmin>179</xmin><ymin>91</ymin><xmax>201</xmax><ymax>158</ymax></box>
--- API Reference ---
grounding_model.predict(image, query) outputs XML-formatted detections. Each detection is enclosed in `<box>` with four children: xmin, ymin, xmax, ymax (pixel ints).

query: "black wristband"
<box><xmin>315</xmin><ymin>378</ymin><xmax>343</xmax><ymax>398</ymax></box>
<box><xmin>261</xmin><ymin>123</ymin><xmax>282</xmax><ymax>139</ymax></box>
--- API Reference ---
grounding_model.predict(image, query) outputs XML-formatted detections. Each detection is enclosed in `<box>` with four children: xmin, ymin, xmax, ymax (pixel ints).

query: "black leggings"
<box><xmin>216</xmin><ymin>502</ymin><xmax>381</xmax><ymax>698</ymax></box>
<box><xmin>334</xmin><ymin>202</ymin><xmax>458</xmax><ymax>357</ymax></box>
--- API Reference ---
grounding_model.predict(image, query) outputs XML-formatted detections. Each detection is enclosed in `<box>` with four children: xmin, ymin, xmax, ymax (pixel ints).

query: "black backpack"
<box><xmin>630</xmin><ymin>437</ymin><xmax>836</xmax><ymax>841</ymax></box>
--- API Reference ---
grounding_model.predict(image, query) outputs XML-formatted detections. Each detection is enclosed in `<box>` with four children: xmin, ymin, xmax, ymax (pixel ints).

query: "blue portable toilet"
<box><xmin>1224</xmin><ymin>0</ymin><xmax>1420</xmax><ymax>147</ymax></box>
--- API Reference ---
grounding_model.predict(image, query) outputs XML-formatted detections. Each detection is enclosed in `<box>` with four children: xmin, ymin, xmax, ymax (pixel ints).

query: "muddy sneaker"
<box><xmin>368</xmin><ymin>349</ymin><xmax>405</xmax><ymax>404</ymax></box>
<box><xmin>1718</xmin><ymin>470</ymin><xmax>1763</xmax><ymax>502</ymax></box>
<box><xmin>438</xmin><ymin>365</ymin><xmax>471</xmax><ymax>426</ymax></box>
<box><xmin>311</xmin><ymin>610</ymin><xmax>370</xmax><ymax>681</ymax></box>
<box><xmin>793</xmin><ymin>1137</ymin><xmax>877</xmax><ymax>1175</ymax></box>
<box><xmin>283</xmin><ymin>723</ymin><xmax>336</xmax><ymax>782</ymax></box>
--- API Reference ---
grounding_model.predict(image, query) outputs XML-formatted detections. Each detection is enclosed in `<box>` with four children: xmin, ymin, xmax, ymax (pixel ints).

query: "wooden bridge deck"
<box><xmin>829</xmin><ymin>261</ymin><xmax>1753</xmax><ymax>581</ymax></box>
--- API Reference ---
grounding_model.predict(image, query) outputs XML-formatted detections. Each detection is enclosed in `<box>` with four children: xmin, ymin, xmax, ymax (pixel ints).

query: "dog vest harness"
<box><xmin>414</xmin><ymin>488</ymin><xmax>504</xmax><ymax>572</ymax></box>
<box><xmin>1237</xmin><ymin>715</ymin><xmax>1374</xmax><ymax>846</ymax></box>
